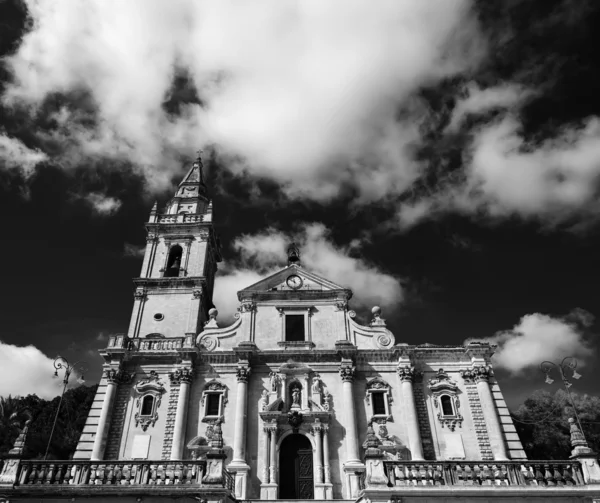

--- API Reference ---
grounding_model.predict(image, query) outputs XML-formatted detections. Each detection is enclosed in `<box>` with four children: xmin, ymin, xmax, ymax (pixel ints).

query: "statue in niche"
<box><xmin>269</xmin><ymin>372</ymin><xmax>279</xmax><ymax>392</ymax></box>
<box><xmin>311</xmin><ymin>374</ymin><xmax>322</xmax><ymax>394</ymax></box>
<box><xmin>259</xmin><ymin>390</ymin><xmax>269</xmax><ymax>411</ymax></box>
<box><xmin>291</xmin><ymin>385</ymin><xmax>301</xmax><ymax>409</ymax></box>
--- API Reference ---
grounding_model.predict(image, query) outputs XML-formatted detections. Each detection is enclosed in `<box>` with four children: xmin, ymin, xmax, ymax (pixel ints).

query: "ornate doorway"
<box><xmin>279</xmin><ymin>433</ymin><xmax>314</xmax><ymax>499</ymax></box>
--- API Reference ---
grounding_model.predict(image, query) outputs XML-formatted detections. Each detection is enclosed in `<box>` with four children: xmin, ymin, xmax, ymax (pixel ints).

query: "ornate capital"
<box><xmin>169</xmin><ymin>367</ymin><xmax>193</xmax><ymax>384</ymax></box>
<box><xmin>396</xmin><ymin>365</ymin><xmax>415</xmax><ymax>382</ymax></box>
<box><xmin>192</xmin><ymin>288</ymin><xmax>202</xmax><ymax>299</ymax></box>
<box><xmin>460</xmin><ymin>365</ymin><xmax>492</xmax><ymax>383</ymax></box>
<box><xmin>236</xmin><ymin>365</ymin><xmax>251</xmax><ymax>383</ymax></box>
<box><xmin>105</xmin><ymin>368</ymin><xmax>132</xmax><ymax>384</ymax></box>
<box><xmin>339</xmin><ymin>364</ymin><xmax>355</xmax><ymax>382</ymax></box>
<box><xmin>334</xmin><ymin>301</ymin><xmax>348</xmax><ymax>311</ymax></box>
<box><xmin>238</xmin><ymin>301</ymin><xmax>256</xmax><ymax>313</ymax></box>
<box><xmin>264</xmin><ymin>420</ymin><xmax>278</xmax><ymax>435</ymax></box>
<box><xmin>134</xmin><ymin>288</ymin><xmax>147</xmax><ymax>300</ymax></box>
<box><xmin>310</xmin><ymin>418</ymin><xmax>324</xmax><ymax>436</ymax></box>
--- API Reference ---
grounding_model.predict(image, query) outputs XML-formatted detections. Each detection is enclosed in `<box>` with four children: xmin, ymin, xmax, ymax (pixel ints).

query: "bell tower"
<box><xmin>127</xmin><ymin>153</ymin><xmax>222</xmax><ymax>340</ymax></box>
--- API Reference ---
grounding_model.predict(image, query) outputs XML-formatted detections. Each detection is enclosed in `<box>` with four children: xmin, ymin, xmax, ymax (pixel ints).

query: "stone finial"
<box><xmin>365</xmin><ymin>422</ymin><xmax>381</xmax><ymax>452</ymax></box>
<box><xmin>370</xmin><ymin>306</ymin><xmax>386</xmax><ymax>327</ymax></box>
<box><xmin>204</xmin><ymin>308</ymin><xmax>219</xmax><ymax>328</ymax></box>
<box><xmin>287</xmin><ymin>242</ymin><xmax>300</xmax><ymax>265</ymax></box>
<box><xmin>8</xmin><ymin>410</ymin><xmax>32</xmax><ymax>456</ymax></box>
<box><xmin>570</xmin><ymin>417</ymin><xmax>594</xmax><ymax>456</ymax></box>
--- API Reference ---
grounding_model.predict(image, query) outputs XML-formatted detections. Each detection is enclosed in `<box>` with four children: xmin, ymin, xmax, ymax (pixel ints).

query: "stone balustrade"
<box><xmin>158</xmin><ymin>214</ymin><xmax>204</xmax><ymax>224</ymax></box>
<box><xmin>382</xmin><ymin>460</ymin><xmax>585</xmax><ymax>487</ymax></box>
<box><xmin>14</xmin><ymin>460</ymin><xmax>211</xmax><ymax>486</ymax></box>
<box><xmin>105</xmin><ymin>335</ymin><xmax>195</xmax><ymax>352</ymax></box>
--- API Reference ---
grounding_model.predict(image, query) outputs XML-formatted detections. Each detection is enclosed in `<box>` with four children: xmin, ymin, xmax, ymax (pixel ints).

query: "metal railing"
<box><xmin>383</xmin><ymin>460</ymin><xmax>584</xmax><ymax>487</ymax></box>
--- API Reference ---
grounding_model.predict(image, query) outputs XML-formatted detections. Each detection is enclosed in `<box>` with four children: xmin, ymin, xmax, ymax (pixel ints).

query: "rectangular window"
<box><xmin>285</xmin><ymin>315</ymin><xmax>305</xmax><ymax>341</ymax></box>
<box><xmin>372</xmin><ymin>392</ymin><xmax>386</xmax><ymax>416</ymax></box>
<box><xmin>205</xmin><ymin>393</ymin><xmax>221</xmax><ymax>416</ymax></box>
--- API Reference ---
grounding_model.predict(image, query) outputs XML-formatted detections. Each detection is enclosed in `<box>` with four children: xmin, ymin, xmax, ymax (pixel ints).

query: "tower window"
<box><xmin>285</xmin><ymin>315</ymin><xmax>305</xmax><ymax>341</ymax></box>
<box><xmin>441</xmin><ymin>395</ymin><xmax>454</xmax><ymax>416</ymax></box>
<box><xmin>371</xmin><ymin>391</ymin><xmax>386</xmax><ymax>416</ymax></box>
<box><xmin>165</xmin><ymin>245</ymin><xmax>183</xmax><ymax>277</ymax></box>
<box><xmin>140</xmin><ymin>395</ymin><xmax>154</xmax><ymax>416</ymax></box>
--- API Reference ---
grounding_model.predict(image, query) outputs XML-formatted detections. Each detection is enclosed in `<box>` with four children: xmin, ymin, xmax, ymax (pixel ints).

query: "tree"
<box><xmin>0</xmin><ymin>385</ymin><xmax>97</xmax><ymax>460</ymax></box>
<box><xmin>512</xmin><ymin>389</ymin><xmax>600</xmax><ymax>459</ymax></box>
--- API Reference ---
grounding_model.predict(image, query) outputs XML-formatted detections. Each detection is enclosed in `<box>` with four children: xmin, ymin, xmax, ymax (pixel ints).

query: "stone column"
<box><xmin>312</xmin><ymin>421</ymin><xmax>324</xmax><ymax>484</ymax></box>
<box><xmin>260</xmin><ymin>420</ymin><xmax>278</xmax><ymax>500</ymax></box>
<box><xmin>232</xmin><ymin>362</ymin><xmax>250</xmax><ymax>463</ymax></box>
<box><xmin>230</xmin><ymin>361</ymin><xmax>251</xmax><ymax>499</ymax></box>
<box><xmin>339</xmin><ymin>361</ymin><xmax>361</xmax><ymax>463</ymax></box>
<box><xmin>127</xmin><ymin>289</ymin><xmax>147</xmax><ymax>338</ymax></box>
<box><xmin>269</xmin><ymin>426</ymin><xmax>277</xmax><ymax>484</ymax></box>
<box><xmin>339</xmin><ymin>360</ymin><xmax>364</xmax><ymax>499</ymax></box>
<box><xmin>462</xmin><ymin>366</ymin><xmax>509</xmax><ymax>461</ymax></box>
<box><xmin>91</xmin><ymin>369</ymin><xmax>128</xmax><ymax>461</ymax></box>
<box><xmin>170</xmin><ymin>367</ymin><xmax>193</xmax><ymax>460</ymax></box>
<box><xmin>397</xmin><ymin>365</ymin><xmax>424</xmax><ymax>461</ymax></box>
<box><xmin>322</xmin><ymin>424</ymin><xmax>331</xmax><ymax>484</ymax></box>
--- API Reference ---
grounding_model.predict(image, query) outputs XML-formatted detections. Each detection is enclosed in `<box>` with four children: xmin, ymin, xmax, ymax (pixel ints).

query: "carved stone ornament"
<box><xmin>365</xmin><ymin>377</ymin><xmax>393</xmax><ymax>405</ymax></box>
<box><xmin>192</xmin><ymin>288</ymin><xmax>203</xmax><ymax>299</ymax></box>
<box><xmin>334</xmin><ymin>301</ymin><xmax>348</xmax><ymax>311</ymax></box>
<box><xmin>459</xmin><ymin>365</ymin><xmax>492</xmax><ymax>383</ymax></box>
<box><xmin>396</xmin><ymin>366</ymin><xmax>415</xmax><ymax>382</ymax></box>
<box><xmin>105</xmin><ymin>368</ymin><xmax>132</xmax><ymax>385</ymax></box>
<box><xmin>134</xmin><ymin>288</ymin><xmax>147</xmax><ymax>300</ymax></box>
<box><xmin>169</xmin><ymin>367</ymin><xmax>193</xmax><ymax>384</ymax></box>
<box><xmin>238</xmin><ymin>301</ymin><xmax>256</xmax><ymax>313</ymax></box>
<box><xmin>428</xmin><ymin>368</ymin><xmax>463</xmax><ymax>431</ymax></box>
<box><xmin>339</xmin><ymin>364</ymin><xmax>355</xmax><ymax>382</ymax></box>
<box><xmin>288</xmin><ymin>410</ymin><xmax>303</xmax><ymax>430</ymax></box>
<box><xmin>199</xmin><ymin>334</ymin><xmax>218</xmax><ymax>351</ymax></box>
<box><xmin>134</xmin><ymin>371</ymin><xmax>166</xmax><ymax>431</ymax></box>
<box><xmin>236</xmin><ymin>365</ymin><xmax>251</xmax><ymax>383</ymax></box>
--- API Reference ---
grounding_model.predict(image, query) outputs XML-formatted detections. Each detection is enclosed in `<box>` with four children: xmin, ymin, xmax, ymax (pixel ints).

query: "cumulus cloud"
<box><xmin>0</xmin><ymin>134</ymin><xmax>47</xmax><ymax>175</ymax></box>
<box><xmin>83</xmin><ymin>193</ymin><xmax>122</xmax><ymax>215</ymax></box>
<box><xmin>213</xmin><ymin>223</ymin><xmax>403</xmax><ymax>319</ymax></box>
<box><xmin>3</xmin><ymin>0</ymin><xmax>483</xmax><ymax>198</ymax></box>
<box><xmin>0</xmin><ymin>341</ymin><xmax>64</xmax><ymax>399</ymax></box>
<box><xmin>468</xmin><ymin>309</ymin><xmax>595</xmax><ymax>374</ymax></box>
<box><xmin>399</xmin><ymin>115</ymin><xmax>600</xmax><ymax>229</ymax></box>
<box><xmin>445</xmin><ymin>83</ymin><xmax>533</xmax><ymax>132</ymax></box>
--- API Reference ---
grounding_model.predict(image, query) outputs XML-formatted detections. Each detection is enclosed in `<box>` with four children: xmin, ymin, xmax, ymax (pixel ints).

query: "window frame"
<box><xmin>201</xmin><ymin>380</ymin><xmax>228</xmax><ymax>423</ymax></box>
<box><xmin>276</xmin><ymin>306</ymin><xmax>314</xmax><ymax>348</ymax></box>
<box><xmin>365</xmin><ymin>377</ymin><xmax>393</xmax><ymax>422</ymax></box>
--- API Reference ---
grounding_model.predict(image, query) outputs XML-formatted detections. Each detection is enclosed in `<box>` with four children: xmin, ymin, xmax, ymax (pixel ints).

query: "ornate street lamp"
<box><xmin>44</xmin><ymin>356</ymin><xmax>87</xmax><ymax>460</ymax></box>
<box><xmin>540</xmin><ymin>356</ymin><xmax>585</xmax><ymax>442</ymax></box>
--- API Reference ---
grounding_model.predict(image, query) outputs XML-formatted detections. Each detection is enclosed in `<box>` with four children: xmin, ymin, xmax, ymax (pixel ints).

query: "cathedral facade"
<box><xmin>72</xmin><ymin>156</ymin><xmax>527</xmax><ymax>500</ymax></box>
<box><xmin>3</xmin><ymin>156</ymin><xmax>599</xmax><ymax>502</ymax></box>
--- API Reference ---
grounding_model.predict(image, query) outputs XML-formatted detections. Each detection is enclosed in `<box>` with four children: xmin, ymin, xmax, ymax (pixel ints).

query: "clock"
<box><xmin>286</xmin><ymin>274</ymin><xmax>303</xmax><ymax>289</ymax></box>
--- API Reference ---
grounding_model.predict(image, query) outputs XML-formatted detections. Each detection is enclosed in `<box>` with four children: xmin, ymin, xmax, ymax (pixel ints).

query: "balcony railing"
<box><xmin>383</xmin><ymin>460</ymin><xmax>585</xmax><ymax>487</ymax></box>
<box><xmin>13</xmin><ymin>460</ymin><xmax>222</xmax><ymax>487</ymax></box>
<box><xmin>106</xmin><ymin>335</ymin><xmax>196</xmax><ymax>352</ymax></box>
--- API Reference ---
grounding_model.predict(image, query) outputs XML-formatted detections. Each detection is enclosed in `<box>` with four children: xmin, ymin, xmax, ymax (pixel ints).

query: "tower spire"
<box><xmin>164</xmin><ymin>151</ymin><xmax>209</xmax><ymax>216</ymax></box>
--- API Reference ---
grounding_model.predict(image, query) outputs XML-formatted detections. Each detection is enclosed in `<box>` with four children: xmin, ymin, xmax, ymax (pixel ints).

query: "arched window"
<box><xmin>140</xmin><ymin>395</ymin><xmax>154</xmax><ymax>416</ymax></box>
<box><xmin>440</xmin><ymin>395</ymin><xmax>454</xmax><ymax>416</ymax></box>
<box><xmin>165</xmin><ymin>245</ymin><xmax>183</xmax><ymax>277</ymax></box>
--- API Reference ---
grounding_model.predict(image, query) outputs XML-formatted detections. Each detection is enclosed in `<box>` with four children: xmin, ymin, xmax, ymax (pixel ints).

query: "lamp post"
<box><xmin>44</xmin><ymin>356</ymin><xmax>87</xmax><ymax>460</ymax></box>
<box><xmin>540</xmin><ymin>356</ymin><xmax>585</xmax><ymax>442</ymax></box>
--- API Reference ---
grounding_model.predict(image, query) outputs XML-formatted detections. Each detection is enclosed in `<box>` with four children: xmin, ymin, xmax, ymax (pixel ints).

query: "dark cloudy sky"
<box><xmin>1</xmin><ymin>0</ymin><xmax>599</xmax><ymax>408</ymax></box>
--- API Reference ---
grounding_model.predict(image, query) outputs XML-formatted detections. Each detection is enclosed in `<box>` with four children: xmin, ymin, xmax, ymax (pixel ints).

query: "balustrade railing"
<box><xmin>15</xmin><ymin>460</ymin><xmax>209</xmax><ymax>487</ymax></box>
<box><xmin>383</xmin><ymin>461</ymin><xmax>584</xmax><ymax>487</ymax></box>
<box><xmin>130</xmin><ymin>338</ymin><xmax>185</xmax><ymax>352</ymax></box>
<box><xmin>158</xmin><ymin>214</ymin><xmax>203</xmax><ymax>224</ymax></box>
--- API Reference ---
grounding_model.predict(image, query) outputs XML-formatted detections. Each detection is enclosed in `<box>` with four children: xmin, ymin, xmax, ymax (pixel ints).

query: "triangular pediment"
<box><xmin>237</xmin><ymin>264</ymin><xmax>349</xmax><ymax>297</ymax></box>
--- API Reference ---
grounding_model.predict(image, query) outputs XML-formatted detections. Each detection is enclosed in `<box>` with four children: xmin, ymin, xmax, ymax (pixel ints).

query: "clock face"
<box><xmin>286</xmin><ymin>274</ymin><xmax>303</xmax><ymax>289</ymax></box>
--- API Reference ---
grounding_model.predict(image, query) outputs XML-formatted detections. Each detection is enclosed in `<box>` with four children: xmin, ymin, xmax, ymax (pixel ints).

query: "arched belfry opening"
<box><xmin>279</xmin><ymin>433</ymin><xmax>314</xmax><ymax>499</ymax></box>
<box><xmin>165</xmin><ymin>245</ymin><xmax>182</xmax><ymax>277</ymax></box>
